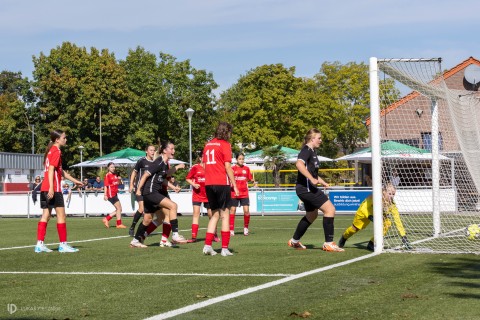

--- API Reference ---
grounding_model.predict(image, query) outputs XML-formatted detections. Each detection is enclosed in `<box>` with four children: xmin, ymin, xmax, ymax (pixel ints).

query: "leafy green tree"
<box><xmin>219</xmin><ymin>64</ymin><xmax>311</xmax><ymax>149</ymax></box>
<box><xmin>313</xmin><ymin>62</ymin><xmax>371</xmax><ymax>155</ymax></box>
<box><xmin>0</xmin><ymin>71</ymin><xmax>35</xmax><ymax>153</ymax></box>
<box><xmin>32</xmin><ymin>42</ymin><xmax>133</xmax><ymax>164</ymax></box>
<box><xmin>262</xmin><ymin>145</ymin><xmax>288</xmax><ymax>187</ymax></box>
<box><xmin>121</xmin><ymin>48</ymin><xmax>219</xmax><ymax>162</ymax></box>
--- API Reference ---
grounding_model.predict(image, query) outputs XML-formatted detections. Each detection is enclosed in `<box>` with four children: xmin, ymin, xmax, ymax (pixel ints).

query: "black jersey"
<box><xmin>296</xmin><ymin>145</ymin><xmax>319</xmax><ymax>194</ymax></box>
<box><xmin>133</xmin><ymin>157</ymin><xmax>154</xmax><ymax>191</ymax></box>
<box><xmin>142</xmin><ymin>157</ymin><xmax>169</xmax><ymax>196</ymax></box>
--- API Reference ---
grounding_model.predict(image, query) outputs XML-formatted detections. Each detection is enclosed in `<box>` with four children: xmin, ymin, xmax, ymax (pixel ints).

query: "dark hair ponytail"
<box><xmin>43</xmin><ymin>130</ymin><xmax>64</xmax><ymax>165</ymax></box>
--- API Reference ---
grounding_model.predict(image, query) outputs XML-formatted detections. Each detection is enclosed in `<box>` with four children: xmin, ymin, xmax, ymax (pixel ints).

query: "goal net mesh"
<box><xmin>375</xmin><ymin>58</ymin><xmax>480</xmax><ymax>254</ymax></box>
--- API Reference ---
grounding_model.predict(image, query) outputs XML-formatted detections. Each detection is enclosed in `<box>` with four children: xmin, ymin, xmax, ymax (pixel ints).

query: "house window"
<box><xmin>421</xmin><ymin>132</ymin><xmax>443</xmax><ymax>151</ymax></box>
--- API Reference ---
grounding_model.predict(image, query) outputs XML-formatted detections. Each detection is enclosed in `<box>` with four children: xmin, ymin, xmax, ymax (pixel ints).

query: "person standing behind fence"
<box><xmin>35</xmin><ymin>130</ymin><xmax>83</xmax><ymax>253</ymax></box>
<box><xmin>202</xmin><ymin>122</ymin><xmax>239</xmax><ymax>256</ymax></box>
<box><xmin>287</xmin><ymin>128</ymin><xmax>344</xmax><ymax>252</ymax></box>
<box><xmin>102</xmin><ymin>162</ymin><xmax>126</xmax><ymax>229</ymax></box>
<box><xmin>128</xmin><ymin>145</ymin><xmax>156</xmax><ymax>236</ymax></box>
<box><xmin>229</xmin><ymin>153</ymin><xmax>255</xmax><ymax>236</ymax></box>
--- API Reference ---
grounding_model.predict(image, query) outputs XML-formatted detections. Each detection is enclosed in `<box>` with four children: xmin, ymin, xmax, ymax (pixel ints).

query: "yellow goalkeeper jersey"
<box><xmin>357</xmin><ymin>196</ymin><xmax>407</xmax><ymax>237</ymax></box>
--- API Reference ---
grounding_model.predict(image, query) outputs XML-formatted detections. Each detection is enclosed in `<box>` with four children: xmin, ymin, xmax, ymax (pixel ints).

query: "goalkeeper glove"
<box><xmin>401</xmin><ymin>236</ymin><xmax>412</xmax><ymax>250</ymax></box>
<box><xmin>368</xmin><ymin>215</ymin><xmax>373</xmax><ymax>222</ymax></box>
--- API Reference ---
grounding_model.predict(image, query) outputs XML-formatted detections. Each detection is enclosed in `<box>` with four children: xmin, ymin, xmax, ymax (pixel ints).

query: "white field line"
<box><xmin>144</xmin><ymin>253</ymin><xmax>379</xmax><ymax>320</ymax></box>
<box><xmin>0</xmin><ymin>271</ymin><xmax>291</xmax><ymax>277</ymax></box>
<box><xmin>0</xmin><ymin>228</ymin><xmax>193</xmax><ymax>251</ymax></box>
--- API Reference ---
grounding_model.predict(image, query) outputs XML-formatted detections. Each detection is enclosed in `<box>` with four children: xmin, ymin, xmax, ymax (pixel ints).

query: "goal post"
<box><xmin>369</xmin><ymin>57</ymin><xmax>480</xmax><ymax>254</ymax></box>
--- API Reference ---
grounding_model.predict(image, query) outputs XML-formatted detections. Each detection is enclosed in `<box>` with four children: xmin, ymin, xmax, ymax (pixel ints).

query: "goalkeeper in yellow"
<box><xmin>338</xmin><ymin>183</ymin><xmax>412</xmax><ymax>251</ymax></box>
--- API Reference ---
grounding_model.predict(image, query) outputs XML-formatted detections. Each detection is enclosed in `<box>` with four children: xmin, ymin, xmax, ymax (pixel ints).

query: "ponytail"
<box><xmin>43</xmin><ymin>130</ymin><xmax>64</xmax><ymax>165</ymax></box>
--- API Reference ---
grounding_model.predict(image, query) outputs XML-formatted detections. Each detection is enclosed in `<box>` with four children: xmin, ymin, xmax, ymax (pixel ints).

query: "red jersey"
<box><xmin>186</xmin><ymin>164</ymin><xmax>208</xmax><ymax>202</ymax></box>
<box><xmin>41</xmin><ymin>146</ymin><xmax>62</xmax><ymax>192</ymax></box>
<box><xmin>104</xmin><ymin>172</ymin><xmax>120</xmax><ymax>198</ymax></box>
<box><xmin>202</xmin><ymin>138</ymin><xmax>232</xmax><ymax>186</ymax></box>
<box><xmin>231</xmin><ymin>164</ymin><xmax>253</xmax><ymax>199</ymax></box>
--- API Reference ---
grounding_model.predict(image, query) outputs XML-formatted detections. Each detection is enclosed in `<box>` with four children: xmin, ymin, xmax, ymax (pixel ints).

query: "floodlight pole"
<box><xmin>78</xmin><ymin>145</ymin><xmax>84</xmax><ymax>181</ymax></box>
<box><xmin>186</xmin><ymin>108</ymin><xmax>195</xmax><ymax>168</ymax></box>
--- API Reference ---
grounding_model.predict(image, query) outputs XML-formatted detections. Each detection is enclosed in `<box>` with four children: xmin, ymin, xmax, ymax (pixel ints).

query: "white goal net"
<box><xmin>371</xmin><ymin>57</ymin><xmax>480</xmax><ymax>254</ymax></box>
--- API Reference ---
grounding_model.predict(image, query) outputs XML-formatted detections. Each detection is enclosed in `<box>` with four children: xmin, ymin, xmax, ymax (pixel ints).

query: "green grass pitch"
<box><xmin>0</xmin><ymin>215</ymin><xmax>479</xmax><ymax>319</ymax></box>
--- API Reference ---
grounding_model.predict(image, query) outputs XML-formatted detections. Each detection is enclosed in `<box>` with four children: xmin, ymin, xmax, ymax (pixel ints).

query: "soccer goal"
<box><xmin>369</xmin><ymin>57</ymin><xmax>480</xmax><ymax>254</ymax></box>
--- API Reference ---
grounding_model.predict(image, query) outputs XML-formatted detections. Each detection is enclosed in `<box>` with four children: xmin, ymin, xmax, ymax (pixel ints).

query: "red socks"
<box><xmin>192</xmin><ymin>224</ymin><xmax>199</xmax><ymax>239</ymax></box>
<box><xmin>116</xmin><ymin>219</ymin><xmax>123</xmax><ymax>226</ymax></box>
<box><xmin>221</xmin><ymin>231</ymin><xmax>231</xmax><ymax>249</ymax></box>
<box><xmin>37</xmin><ymin>221</ymin><xmax>47</xmax><ymax>241</ymax></box>
<box><xmin>145</xmin><ymin>222</ymin><xmax>158</xmax><ymax>235</ymax></box>
<box><xmin>162</xmin><ymin>223</ymin><xmax>172</xmax><ymax>239</ymax></box>
<box><xmin>106</xmin><ymin>215</ymin><xmax>113</xmax><ymax>221</ymax></box>
<box><xmin>205</xmin><ymin>232</ymin><xmax>214</xmax><ymax>246</ymax></box>
<box><xmin>244</xmin><ymin>215</ymin><xmax>250</xmax><ymax>228</ymax></box>
<box><xmin>229</xmin><ymin>214</ymin><xmax>235</xmax><ymax>231</ymax></box>
<box><xmin>57</xmin><ymin>223</ymin><xmax>67</xmax><ymax>243</ymax></box>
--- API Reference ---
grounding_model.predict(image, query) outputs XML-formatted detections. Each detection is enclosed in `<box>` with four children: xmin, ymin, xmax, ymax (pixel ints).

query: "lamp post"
<box><xmin>31</xmin><ymin>124</ymin><xmax>35</xmax><ymax>154</ymax></box>
<box><xmin>78</xmin><ymin>145</ymin><xmax>84</xmax><ymax>181</ymax></box>
<box><xmin>185</xmin><ymin>108</ymin><xmax>195</xmax><ymax>167</ymax></box>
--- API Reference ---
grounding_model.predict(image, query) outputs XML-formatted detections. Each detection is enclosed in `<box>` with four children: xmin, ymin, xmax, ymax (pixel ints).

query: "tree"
<box><xmin>32</xmin><ymin>42</ymin><xmax>133</xmax><ymax>164</ymax></box>
<box><xmin>313</xmin><ymin>62</ymin><xmax>371</xmax><ymax>155</ymax></box>
<box><xmin>219</xmin><ymin>64</ymin><xmax>311</xmax><ymax>149</ymax></box>
<box><xmin>262</xmin><ymin>145</ymin><xmax>288</xmax><ymax>187</ymax></box>
<box><xmin>0</xmin><ymin>71</ymin><xmax>35</xmax><ymax>153</ymax></box>
<box><xmin>120</xmin><ymin>47</ymin><xmax>219</xmax><ymax>162</ymax></box>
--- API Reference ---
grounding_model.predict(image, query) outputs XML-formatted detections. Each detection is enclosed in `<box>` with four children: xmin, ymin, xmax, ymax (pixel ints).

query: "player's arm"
<box><xmin>136</xmin><ymin>171</ymin><xmax>151</xmax><ymax>196</ymax></box>
<box><xmin>63</xmin><ymin>170</ymin><xmax>83</xmax><ymax>187</ymax></box>
<box><xmin>167</xmin><ymin>163</ymin><xmax>186</xmax><ymax>175</ymax></box>
<box><xmin>103</xmin><ymin>179</ymin><xmax>108</xmax><ymax>200</ymax></box>
<box><xmin>390</xmin><ymin>203</ymin><xmax>412</xmax><ymax>249</ymax></box>
<box><xmin>47</xmin><ymin>165</ymin><xmax>55</xmax><ymax>199</ymax></box>
<box><xmin>129</xmin><ymin>170</ymin><xmax>137</xmax><ymax>193</ymax></box>
<box><xmin>225</xmin><ymin>162</ymin><xmax>239</xmax><ymax>196</ymax></box>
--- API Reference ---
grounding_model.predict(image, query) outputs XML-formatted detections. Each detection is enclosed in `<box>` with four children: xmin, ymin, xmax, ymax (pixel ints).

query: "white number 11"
<box><xmin>205</xmin><ymin>149</ymin><xmax>216</xmax><ymax>164</ymax></box>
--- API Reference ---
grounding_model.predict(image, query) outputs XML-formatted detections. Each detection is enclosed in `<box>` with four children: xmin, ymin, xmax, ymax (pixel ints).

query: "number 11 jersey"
<box><xmin>202</xmin><ymin>138</ymin><xmax>232</xmax><ymax>186</ymax></box>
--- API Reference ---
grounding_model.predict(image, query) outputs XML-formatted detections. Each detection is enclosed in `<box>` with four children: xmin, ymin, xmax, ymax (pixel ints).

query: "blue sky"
<box><xmin>1</xmin><ymin>0</ymin><xmax>479</xmax><ymax>94</ymax></box>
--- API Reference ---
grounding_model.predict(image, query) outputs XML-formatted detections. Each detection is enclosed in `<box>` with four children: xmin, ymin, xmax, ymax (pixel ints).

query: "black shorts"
<box><xmin>108</xmin><ymin>195</ymin><xmax>120</xmax><ymax>205</ymax></box>
<box><xmin>40</xmin><ymin>192</ymin><xmax>64</xmax><ymax>209</ymax></box>
<box><xmin>135</xmin><ymin>194</ymin><xmax>144</xmax><ymax>202</ymax></box>
<box><xmin>230</xmin><ymin>197</ymin><xmax>250</xmax><ymax>207</ymax></box>
<box><xmin>192</xmin><ymin>201</ymin><xmax>210</xmax><ymax>209</ymax></box>
<box><xmin>297</xmin><ymin>189</ymin><xmax>329</xmax><ymax>212</ymax></box>
<box><xmin>143</xmin><ymin>193</ymin><xmax>168</xmax><ymax>214</ymax></box>
<box><xmin>205</xmin><ymin>185</ymin><xmax>231</xmax><ymax>211</ymax></box>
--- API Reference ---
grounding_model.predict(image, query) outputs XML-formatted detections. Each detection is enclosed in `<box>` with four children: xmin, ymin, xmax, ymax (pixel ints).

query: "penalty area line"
<box><xmin>144</xmin><ymin>253</ymin><xmax>379</xmax><ymax>320</ymax></box>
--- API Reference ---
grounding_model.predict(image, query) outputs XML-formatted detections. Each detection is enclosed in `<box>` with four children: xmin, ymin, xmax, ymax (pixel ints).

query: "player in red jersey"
<box><xmin>102</xmin><ymin>162</ymin><xmax>126</xmax><ymax>229</ymax></box>
<box><xmin>229</xmin><ymin>153</ymin><xmax>255</xmax><ymax>236</ymax></box>
<box><xmin>185</xmin><ymin>157</ymin><xmax>218</xmax><ymax>243</ymax></box>
<box><xmin>35</xmin><ymin>130</ymin><xmax>84</xmax><ymax>253</ymax></box>
<box><xmin>202</xmin><ymin>122</ymin><xmax>239</xmax><ymax>256</ymax></box>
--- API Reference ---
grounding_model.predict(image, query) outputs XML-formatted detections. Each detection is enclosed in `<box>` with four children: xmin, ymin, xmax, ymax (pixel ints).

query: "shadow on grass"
<box><xmin>428</xmin><ymin>256</ymin><xmax>480</xmax><ymax>299</ymax></box>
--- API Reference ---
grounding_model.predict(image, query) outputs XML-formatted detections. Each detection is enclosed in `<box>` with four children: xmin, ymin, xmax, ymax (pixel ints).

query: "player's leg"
<box><xmin>189</xmin><ymin>204</ymin><xmax>201</xmax><ymax>242</ymax></box>
<box><xmin>319</xmin><ymin>200</ymin><xmax>344</xmax><ymax>252</ymax></box>
<box><xmin>160</xmin><ymin>197</ymin><xmax>186</xmax><ymax>244</ymax></box>
<box><xmin>55</xmin><ymin>204</ymin><xmax>78</xmax><ymax>253</ymax></box>
<box><xmin>114</xmin><ymin>200</ymin><xmax>126</xmax><ymax>228</ymax></box>
<box><xmin>35</xmin><ymin>197</ymin><xmax>53</xmax><ymax>253</ymax></box>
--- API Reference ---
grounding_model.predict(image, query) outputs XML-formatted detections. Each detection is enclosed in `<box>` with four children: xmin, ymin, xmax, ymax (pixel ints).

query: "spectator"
<box><xmin>79</xmin><ymin>178</ymin><xmax>92</xmax><ymax>191</ymax></box>
<box><xmin>92</xmin><ymin>176</ymin><xmax>104</xmax><ymax>191</ymax></box>
<box><xmin>31</xmin><ymin>175</ymin><xmax>42</xmax><ymax>204</ymax></box>
<box><xmin>62</xmin><ymin>183</ymin><xmax>72</xmax><ymax>195</ymax></box>
<box><xmin>364</xmin><ymin>174</ymin><xmax>372</xmax><ymax>187</ymax></box>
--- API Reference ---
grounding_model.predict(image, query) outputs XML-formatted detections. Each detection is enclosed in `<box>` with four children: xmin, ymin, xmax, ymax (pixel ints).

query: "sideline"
<box><xmin>144</xmin><ymin>253</ymin><xmax>379</xmax><ymax>320</ymax></box>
